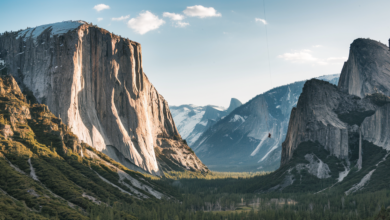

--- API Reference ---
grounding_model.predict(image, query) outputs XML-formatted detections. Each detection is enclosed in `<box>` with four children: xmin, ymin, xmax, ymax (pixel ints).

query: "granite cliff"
<box><xmin>0</xmin><ymin>21</ymin><xmax>207</xmax><ymax>175</ymax></box>
<box><xmin>281</xmin><ymin>38</ymin><xmax>390</xmax><ymax>167</ymax></box>
<box><xmin>260</xmin><ymin>38</ymin><xmax>390</xmax><ymax>194</ymax></box>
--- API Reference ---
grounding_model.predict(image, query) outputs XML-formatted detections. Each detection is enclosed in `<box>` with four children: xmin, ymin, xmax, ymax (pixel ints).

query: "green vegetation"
<box><xmin>0</xmin><ymin>74</ymin><xmax>389</xmax><ymax>220</ymax></box>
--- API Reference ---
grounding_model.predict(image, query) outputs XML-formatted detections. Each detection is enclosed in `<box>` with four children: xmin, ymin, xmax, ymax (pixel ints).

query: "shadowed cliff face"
<box><xmin>281</xmin><ymin>38</ymin><xmax>390</xmax><ymax>167</ymax></box>
<box><xmin>280</xmin><ymin>79</ymin><xmax>376</xmax><ymax>166</ymax></box>
<box><xmin>0</xmin><ymin>21</ymin><xmax>207</xmax><ymax>175</ymax></box>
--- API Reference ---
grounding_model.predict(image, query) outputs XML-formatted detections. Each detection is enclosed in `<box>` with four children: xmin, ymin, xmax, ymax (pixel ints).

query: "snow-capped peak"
<box><xmin>16</xmin><ymin>20</ymin><xmax>87</xmax><ymax>42</ymax></box>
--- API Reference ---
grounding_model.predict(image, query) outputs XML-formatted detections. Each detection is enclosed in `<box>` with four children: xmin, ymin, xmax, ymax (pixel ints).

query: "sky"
<box><xmin>1</xmin><ymin>0</ymin><xmax>390</xmax><ymax>108</ymax></box>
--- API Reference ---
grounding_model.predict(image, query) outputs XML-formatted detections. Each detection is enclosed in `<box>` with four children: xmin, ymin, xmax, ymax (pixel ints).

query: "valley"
<box><xmin>0</xmin><ymin>14</ymin><xmax>390</xmax><ymax>220</ymax></box>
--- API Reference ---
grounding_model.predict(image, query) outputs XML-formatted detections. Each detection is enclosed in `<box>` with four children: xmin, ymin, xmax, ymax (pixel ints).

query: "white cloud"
<box><xmin>163</xmin><ymin>12</ymin><xmax>185</xmax><ymax>21</ymax></box>
<box><xmin>279</xmin><ymin>50</ymin><xmax>318</xmax><ymax>63</ymax></box>
<box><xmin>163</xmin><ymin>12</ymin><xmax>189</xmax><ymax>28</ymax></box>
<box><xmin>93</xmin><ymin>4</ymin><xmax>110</xmax><ymax>12</ymax></box>
<box><xmin>175</xmin><ymin>21</ymin><xmax>189</xmax><ymax>28</ymax></box>
<box><xmin>183</xmin><ymin>5</ymin><xmax>221</xmax><ymax>18</ymax></box>
<box><xmin>326</xmin><ymin>57</ymin><xmax>347</xmax><ymax>62</ymax></box>
<box><xmin>278</xmin><ymin>49</ymin><xmax>346</xmax><ymax>65</ymax></box>
<box><xmin>255</xmin><ymin>18</ymin><xmax>267</xmax><ymax>25</ymax></box>
<box><xmin>97</xmin><ymin>18</ymin><xmax>104</xmax><ymax>22</ymax></box>
<box><xmin>112</xmin><ymin>15</ymin><xmax>130</xmax><ymax>21</ymax></box>
<box><xmin>127</xmin><ymin>11</ymin><xmax>165</xmax><ymax>35</ymax></box>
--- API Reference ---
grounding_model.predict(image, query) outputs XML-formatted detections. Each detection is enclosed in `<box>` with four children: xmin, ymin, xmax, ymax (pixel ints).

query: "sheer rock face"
<box><xmin>361</xmin><ymin>103</ymin><xmax>390</xmax><ymax>150</ymax></box>
<box><xmin>281</xmin><ymin>80</ymin><xmax>350</xmax><ymax>166</ymax></box>
<box><xmin>338</xmin><ymin>39</ymin><xmax>390</xmax><ymax>98</ymax></box>
<box><xmin>282</xmin><ymin>38</ymin><xmax>390</xmax><ymax>167</ymax></box>
<box><xmin>0</xmin><ymin>21</ymin><xmax>207</xmax><ymax>175</ymax></box>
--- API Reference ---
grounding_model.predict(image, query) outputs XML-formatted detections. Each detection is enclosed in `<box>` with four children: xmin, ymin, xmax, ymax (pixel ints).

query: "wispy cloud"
<box><xmin>163</xmin><ymin>12</ymin><xmax>189</xmax><ymax>28</ymax></box>
<box><xmin>278</xmin><ymin>49</ymin><xmax>346</xmax><ymax>65</ymax></box>
<box><xmin>112</xmin><ymin>15</ymin><xmax>130</xmax><ymax>21</ymax></box>
<box><xmin>127</xmin><ymin>11</ymin><xmax>165</xmax><ymax>35</ymax></box>
<box><xmin>93</xmin><ymin>4</ymin><xmax>110</xmax><ymax>12</ymax></box>
<box><xmin>183</xmin><ymin>5</ymin><xmax>221</xmax><ymax>18</ymax></box>
<box><xmin>163</xmin><ymin>12</ymin><xmax>185</xmax><ymax>21</ymax></box>
<box><xmin>175</xmin><ymin>21</ymin><xmax>189</xmax><ymax>28</ymax></box>
<box><xmin>97</xmin><ymin>18</ymin><xmax>104</xmax><ymax>22</ymax></box>
<box><xmin>255</xmin><ymin>18</ymin><xmax>267</xmax><ymax>25</ymax></box>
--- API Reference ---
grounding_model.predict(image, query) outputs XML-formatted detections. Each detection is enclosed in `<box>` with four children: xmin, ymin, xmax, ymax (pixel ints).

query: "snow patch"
<box><xmin>186</xmin><ymin>132</ymin><xmax>203</xmax><ymax>145</ymax></box>
<box><xmin>198</xmin><ymin>120</ymin><xmax>208</xmax><ymax>126</ymax></box>
<box><xmin>210</xmin><ymin>106</ymin><xmax>226</xmax><ymax>111</ymax></box>
<box><xmin>16</xmin><ymin>20</ymin><xmax>86</xmax><ymax>42</ymax></box>
<box><xmin>259</xmin><ymin>144</ymin><xmax>278</xmax><ymax>162</ymax></box>
<box><xmin>251</xmin><ymin>133</ymin><xmax>270</xmax><ymax>156</ymax></box>
<box><xmin>229</xmin><ymin>115</ymin><xmax>245</xmax><ymax>123</ymax></box>
<box><xmin>171</xmin><ymin>108</ymin><xmax>205</xmax><ymax>139</ymax></box>
<box><xmin>0</xmin><ymin>59</ymin><xmax>4</xmax><ymax>65</ymax></box>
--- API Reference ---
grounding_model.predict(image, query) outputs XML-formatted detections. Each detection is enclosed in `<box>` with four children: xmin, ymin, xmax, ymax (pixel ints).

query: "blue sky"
<box><xmin>1</xmin><ymin>0</ymin><xmax>390</xmax><ymax>107</ymax></box>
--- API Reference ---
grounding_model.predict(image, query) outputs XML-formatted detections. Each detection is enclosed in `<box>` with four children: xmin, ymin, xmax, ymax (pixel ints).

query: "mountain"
<box><xmin>190</xmin><ymin>74</ymin><xmax>339</xmax><ymax>172</ymax></box>
<box><xmin>0</xmin><ymin>21</ymin><xmax>207</xmax><ymax>175</ymax></box>
<box><xmin>170</xmin><ymin>98</ymin><xmax>242</xmax><ymax>145</ymax></box>
<box><xmin>250</xmin><ymin>38</ymin><xmax>390</xmax><ymax>194</ymax></box>
<box><xmin>0</xmin><ymin>75</ymin><xmax>171</xmax><ymax>219</ymax></box>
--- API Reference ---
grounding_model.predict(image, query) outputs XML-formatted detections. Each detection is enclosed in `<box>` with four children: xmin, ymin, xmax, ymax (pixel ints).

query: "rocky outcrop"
<box><xmin>282</xmin><ymin>38</ymin><xmax>390</xmax><ymax>167</ymax></box>
<box><xmin>338</xmin><ymin>39</ymin><xmax>390</xmax><ymax>97</ymax></box>
<box><xmin>226</xmin><ymin>98</ymin><xmax>242</xmax><ymax>115</ymax></box>
<box><xmin>0</xmin><ymin>21</ymin><xmax>207</xmax><ymax>175</ymax></box>
<box><xmin>155</xmin><ymin>138</ymin><xmax>208</xmax><ymax>173</ymax></box>
<box><xmin>361</xmin><ymin>100</ymin><xmax>390</xmax><ymax>150</ymax></box>
<box><xmin>282</xmin><ymin>80</ymin><xmax>344</xmax><ymax>165</ymax></box>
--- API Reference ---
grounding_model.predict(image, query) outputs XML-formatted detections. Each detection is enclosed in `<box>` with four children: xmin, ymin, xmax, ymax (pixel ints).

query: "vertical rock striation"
<box><xmin>338</xmin><ymin>39</ymin><xmax>390</xmax><ymax>98</ymax></box>
<box><xmin>282</xmin><ymin>38</ymin><xmax>390</xmax><ymax>167</ymax></box>
<box><xmin>281</xmin><ymin>80</ymin><xmax>350</xmax><ymax>166</ymax></box>
<box><xmin>0</xmin><ymin>21</ymin><xmax>207</xmax><ymax>175</ymax></box>
<box><xmin>361</xmin><ymin>103</ymin><xmax>390</xmax><ymax>150</ymax></box>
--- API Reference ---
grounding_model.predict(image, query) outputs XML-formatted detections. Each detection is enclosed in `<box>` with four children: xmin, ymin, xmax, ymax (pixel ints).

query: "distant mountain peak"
<box><xmin>226</xmin><ymin>98</ymin><xmax>242</xmax><ymax>114</ymax></box>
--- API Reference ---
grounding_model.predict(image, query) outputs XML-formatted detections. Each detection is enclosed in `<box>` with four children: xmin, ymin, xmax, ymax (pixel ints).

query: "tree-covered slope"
<box><xmin>0</xmin><ymin>74</ymin><xmax>172</xmax><ymax>219</ymax></box>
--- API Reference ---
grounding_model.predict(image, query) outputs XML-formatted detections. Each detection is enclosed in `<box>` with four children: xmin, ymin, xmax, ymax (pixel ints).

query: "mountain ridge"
<box><xmin>252</xmin><ymin>38</ymin><xmax>390</xmax><ymax>195</ymax></box>
<box><xmin>189</xmin><ymin>74</ymin><xmax>339</xmax><ymax>172</ymax></box>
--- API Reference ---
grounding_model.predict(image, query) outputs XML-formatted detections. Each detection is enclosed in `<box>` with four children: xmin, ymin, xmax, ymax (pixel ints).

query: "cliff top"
<box><xmin>16</xmin><ymin>20</ymin><xmax>87</xmax><ymax>41</ymax></box>
<box><xmin>7</xmin><ymin>20</ymin><xmax>140</xmax><ymax>45</ymax></box>
<box><xmin>351</xmin><ymin>38</ymin><xmax>388</xmax><ymax>50</ymax></box>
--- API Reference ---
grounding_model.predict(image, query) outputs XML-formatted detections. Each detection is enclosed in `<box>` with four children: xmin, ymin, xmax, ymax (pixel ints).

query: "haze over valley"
<box><xmin>1</xmin><ymin>1</ymin><xmax>390</xmax><ymax>220</ymax></box>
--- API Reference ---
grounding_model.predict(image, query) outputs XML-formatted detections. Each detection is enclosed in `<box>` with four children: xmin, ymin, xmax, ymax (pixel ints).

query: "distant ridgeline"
<box><xmin>185</xmin><ymin>74</ymin><xmax>339</xmax><ymax>172</ymax></box>
<box><xmin>249</xmin><ymin>38</ymin><xmax>390</xmax><ymax>194</ymax></box>
<box><xmin>170</xmin><ymin>98</ymin><xmax>242</xmax><ymax>146</ymax></box>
